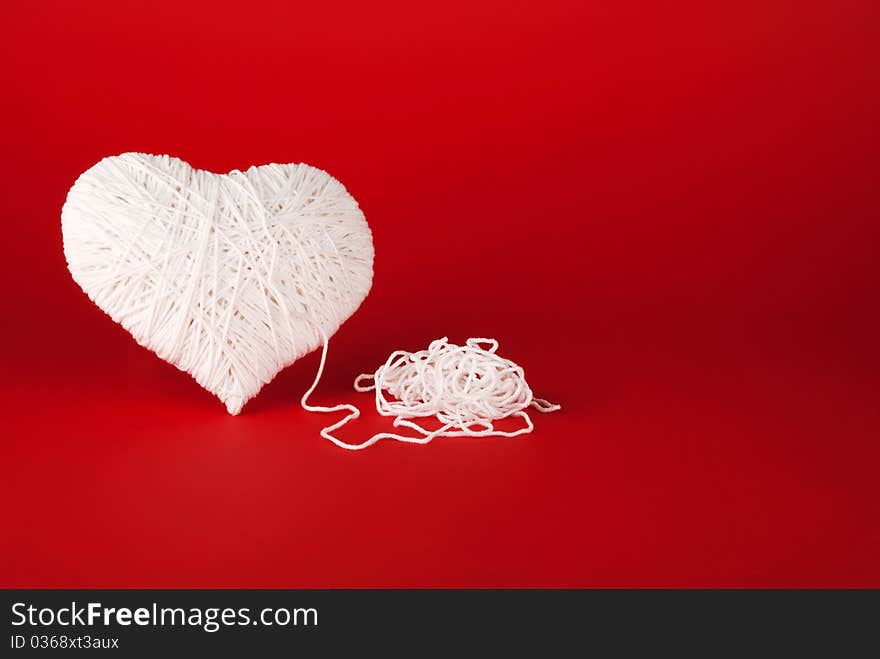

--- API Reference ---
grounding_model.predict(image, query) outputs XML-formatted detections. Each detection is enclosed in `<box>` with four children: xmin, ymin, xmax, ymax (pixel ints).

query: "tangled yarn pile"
<box><xmin>62</xmin><ymin>153</ymin><xmax>373</xmax><ymax>415</ymax></box>
<box><xmin>301</xmin><ymin>336</ymin><xmax>560</xmax><ymax>450</ymax></box>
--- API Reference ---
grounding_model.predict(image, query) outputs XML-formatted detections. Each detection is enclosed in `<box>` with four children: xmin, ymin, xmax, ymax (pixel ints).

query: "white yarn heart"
<box><xmin>62</xmin><ymin>152</ymin><xmax>373</xmax><ymax>414</ymax></box>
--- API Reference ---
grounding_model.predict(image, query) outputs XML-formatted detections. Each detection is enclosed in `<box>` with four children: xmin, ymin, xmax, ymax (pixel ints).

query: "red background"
<box><xmin>1</xmin><ymin>1</ymin><xmax>878</xmax><ymax>587</ymax></box>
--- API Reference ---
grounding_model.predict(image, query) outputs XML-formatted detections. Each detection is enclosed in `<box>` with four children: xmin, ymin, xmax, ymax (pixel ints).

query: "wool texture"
<box><xmin>62</xmin><ymin>152</ymin><xmax>373</xmax><ymax>414</ymax></box>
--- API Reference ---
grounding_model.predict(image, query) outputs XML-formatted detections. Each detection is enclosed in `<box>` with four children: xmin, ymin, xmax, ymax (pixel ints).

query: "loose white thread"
<box><xmin>62</xmin><ymin>153</ymin><xmax>373</xmax><ymax>415</ymax></box>
<box><xmin>301</xmin><ymin>335</ymin><xmax>560</xmax><ymax>450</ymax></box>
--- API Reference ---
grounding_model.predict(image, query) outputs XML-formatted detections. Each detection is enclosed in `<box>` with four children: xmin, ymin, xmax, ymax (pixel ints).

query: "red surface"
<box><xmin>1</xmin><ymin>1</ymin><xmax>879</xmax><ymax>587</ymax></box>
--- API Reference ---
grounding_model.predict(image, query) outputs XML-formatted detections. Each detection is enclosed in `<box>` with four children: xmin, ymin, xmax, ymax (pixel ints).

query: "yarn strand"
<box><xmin>301</xmin><ymin>334</ymin><xmax>560</xmax><ymax>450</ymax></box>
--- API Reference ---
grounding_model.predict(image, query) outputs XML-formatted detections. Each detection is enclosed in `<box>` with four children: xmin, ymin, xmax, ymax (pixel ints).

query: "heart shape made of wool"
<box><xmin>62</xmin><ymin>152</ymin><xmax>373</xmax><ymax>414</ymax></box>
